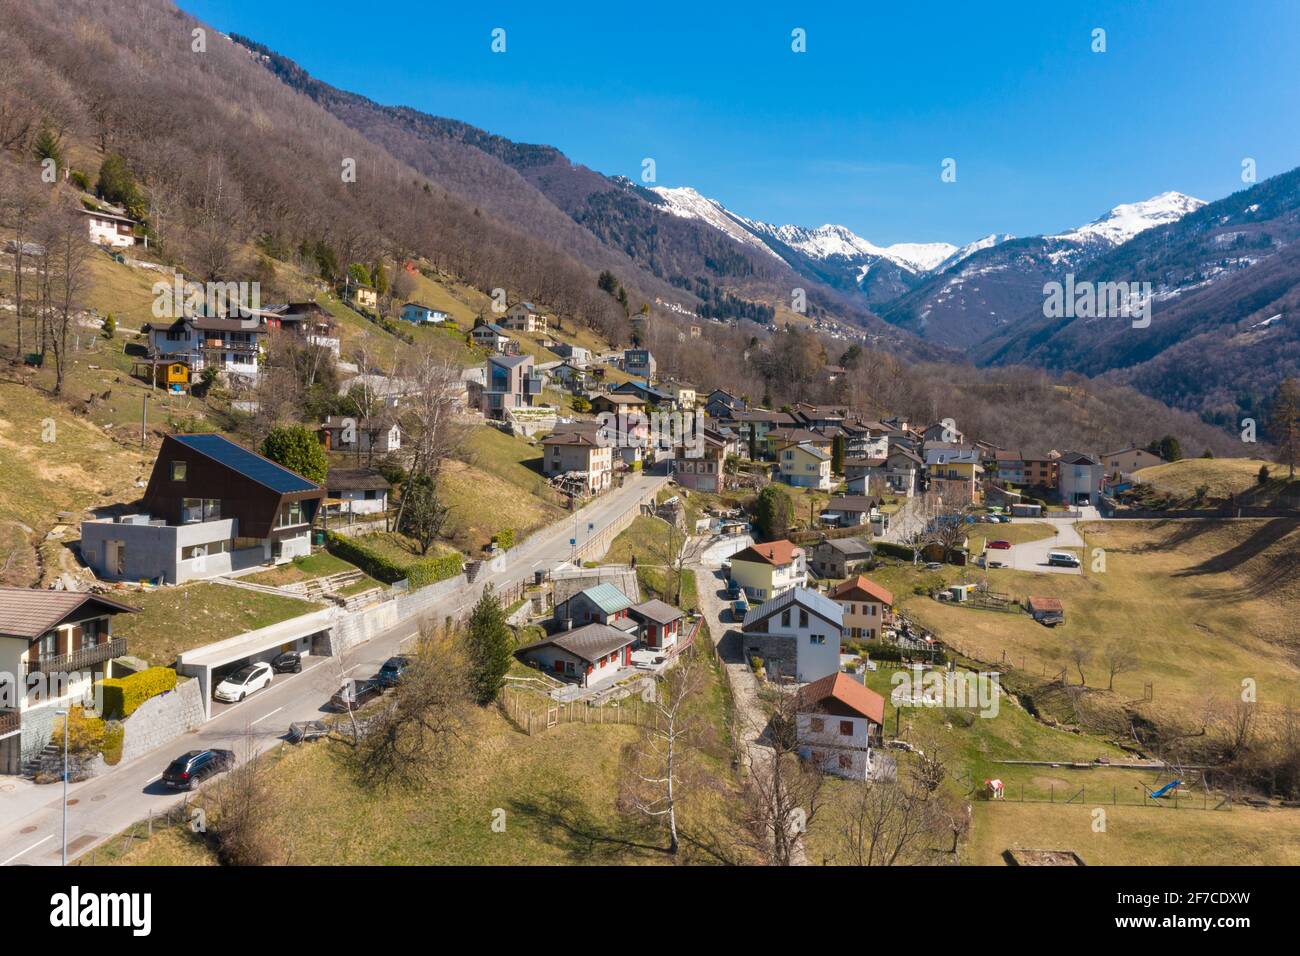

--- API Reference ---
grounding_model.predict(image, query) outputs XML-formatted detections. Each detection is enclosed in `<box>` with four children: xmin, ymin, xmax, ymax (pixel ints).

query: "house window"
<box><xmin>170</xmin><ymin>461</ymin><xmax>187</xmax><ymax>481</ymax></box>
<box><xmin>799</xmin><ymin>608</ymin><xmax>809</xmax><ymax>628</ymax></box>
<box><xmin>809</xmin><ymin>634</ymin><xmax>826</xmax><ymax>645</ymax></box>
<box><xmin>780</xmin><ymin>609</ymin><xmax>791</xmax><ymax>627</ymax></box>
<box><xmin>810</xmin><ymin>717</ymin><xmax>824</xmax><ymax>733</ymax></box>
<box><xmin>277</xmin><ymin>501</ymin><xmax>305</xmax><ymax>527</ymax></box>
<box><xmin>839</xmin><ymin>720</ymin><xmax>853</xmax><ymax>736</ymax></box>
<box><xmin>838</xmin><ymin>754</ymin><xmax>852</xmax><ymax>769</ymax></box>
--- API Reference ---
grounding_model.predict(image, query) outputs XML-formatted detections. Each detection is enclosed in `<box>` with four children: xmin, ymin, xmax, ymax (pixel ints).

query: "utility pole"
<box><xmin>141</xmin><ymin>393</ymin><xmax>148</xmax><ymax>450</ymax></box>
<box><xmin>57</xmin><ymin>708</ymin><xmax>68</xmax><ymax>865</ymax></box>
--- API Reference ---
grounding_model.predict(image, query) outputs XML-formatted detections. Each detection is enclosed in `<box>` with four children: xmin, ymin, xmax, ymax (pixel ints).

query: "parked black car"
<box><xmin>161</xmin><ymin>749</ymin><xmax>236</xmax><ymax>791</ymax></box>
<box><xmin>329</xmin><ymin>678</ymin><xmax>383</xmax><ymax>712</ymax></box>
<box><xmin>377</xmin><ymin>656</ymin><xmax>411</xmax><ymax>687</ymax></box>
<box><xmin>271</xmin><ymin>651</ymin><xmax>302</xmax><ymax>674</ymax></box>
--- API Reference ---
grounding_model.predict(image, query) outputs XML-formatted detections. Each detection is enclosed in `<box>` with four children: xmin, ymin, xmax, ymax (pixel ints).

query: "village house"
<box><xmin>266</xmin><ymin>302</ymin><xmax>340</xmax><ymax>356</ymax></box>
<box><xmin>925</xmin><ymin>446</ymin><xmax>984</xmax><ymax>504</ymax></box>
<box><xmin>80</xmin><ymin>434</ymin><xmax>324</xmax><ymax>586</ymax></box>
<box><xmin>612</xmin><ymin>379</ymin><xmax>672</xmax><ymax>406</ymax></box>
<box><xmin>828</xmin><ymin>575</ymin><xmax>894</xmax><ymax>640</ymax></box>
<box><xmin>820</xmin><ymin>495</ymin><xmax>882</xmax><ymax>528</ymax></box>
<box><xmin>844</xmin><ymin>457</ymin><xmax>885</xmax><ymax>483</ymax></box>
<box><xmin>0</xmin><ymin>589</ymin><xmax>139</xmax><ymax>774</ymax></box>
<box><xmin>349</xmin><ymin>285</ymin><xmax>378</xmax><ymax>311</ymax></box>
<box><xmin>515</xmin><ymin>624</ymin><xmax>634</xmax><ymax>687</ymax></box>
<box><xmin>323</xmin><ymin>468</ymin><xmax>391</xmax><ymax>518</ymax></box>
<box><xmin>553</xmin><ymin>583</ymin><xmax>634</xmax><ymax>629</ymax></box>
<box><xmin>502</xmin><ymin>301</ymin><xmax>549</xmax><ymax>333</ymax></box>
<box><xmin>627</xmin><ymin>599</ymin><xmax>685</xmax><ymax>654</ymax></box>
<box><xmin>79</xmin><ymin>207</ymin><xmax>137</xmax><ymax>248</ymax></box>
<box><xmin>623</xmin><ymin>348</ymin><xmax>657</xmax><ymax>382</ymax></box>
<box><xmin>704</xmin><ymin>388</ymin><xmax>746</xmax><ymax>419</ymax></box>
<box><xmin>1102</xmin><ymin>446</ymin><xmax>1164</xmax><ymax>474</ymax></box>
<box><xmin>1057</xmin><ymin>451</ymin><xmax>1104</xmax><ymax>506</ymax></box>
<box><xmin>590</xmin><ymin>391</ymin><xmax>646</xmax><ymax>417</ymax></box>
<box><xmin>808</xmin><ymin>537</ymin><xmax>873</xmax><ymax>579</ymax></box>
<box><xmin>663</xmin><ymin>380</ymin><xmax>697</xmax><ymax>410</ymax></box>
<box><xmin>992</xmin><ymin>449</ymin><xmax>1027</xmax><ymax>485</ymax></box>
<box><xmin>1020</xmin><ymin>450</ymin><xmax>1059</xmax><ymax>491</ymax></box>
<box><xmin>547</xmin><ymin>360</ymin><xmax>592</xmax><ymax>394</ymax></box>
<box><xmin>140</xmin><ymin>315</ymin><xmax>265</xmax><ymax>384</ymax></box>
<box><xmin>740</xmin><ymin>587</ymin><xmax>843</xmax><ymax>683</ymax></box>
<box><xmin>399</xmin><ymin>302</ymin><xmax>449</xmax><ymax>325</ymax></box>
<box><xmin>730</xmin><ymin>409</ymin><xmax>799</xmax><ymax>454</ymax></box>
<box><xmin>480</xmin><ymin>353</ymin><xmax>544</xmax><ymax>420</ymax></box>
<box><xmin>542</xmin><ymin>428</ymin><xmax>613</xmax><ymax>495</ymax></box>
<box><xmin>779</xmin><ymin>442</ymin><xmax>832</xmax><ymax>490</ymax></box>
<box><xmin>551</xmin><ymin>343</ymin><xmax>591</xmax><ymax>365</ymax></box>
<box><xmin>792</xmin><ymin>403</ymin><xmax>848</xmax><ymax>431</ymax></box>
<box><xmin>470</xmin><ymin>322</ymin><xmax>512</xmax><ymax>352</ymax></box>
<box><xmin>672</xmin><ymin>427</ymin><xmax>728</xmax><ymax>492</ymax></box>
<box><xmin>922</xmin><ymin>421</ymin><xmax>965</xmax><ymax>445</ymax></box>
<box><xmin>317</xmin><ymin>416</ymin><xmax>402</xmax><ymax>455</ymax></box>
<box><xmin>796</xmin><ymin>672</ymin><xmax>886</xmax><ymax>779</ymax></box>
<box><xmin>730</xmin><ymin>540</ymin><xmax>807</xmax><ymax>601</ymax></box>
<box><xmin>766</xmin><ymin>427</ymin><xmax>831</xmax><ymax>460</ymax></box>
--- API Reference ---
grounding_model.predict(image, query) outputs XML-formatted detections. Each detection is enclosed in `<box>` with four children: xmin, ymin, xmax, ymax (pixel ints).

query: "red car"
<box><xmin>987</xmin><ymin>540</ymin><xmax>1012</xmax><ymax>550</ymax></box>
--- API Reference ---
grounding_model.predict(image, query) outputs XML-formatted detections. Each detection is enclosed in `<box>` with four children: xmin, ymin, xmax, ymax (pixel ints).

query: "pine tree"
<box><xmin>465</xmin><ymin>587</ymin><xmax>513</xmax><ymax>705</ymax></box>
<box><xmin>831</xmin><ymin>433</ymin><xmax>846</xmax><ymax>475</ymax></box>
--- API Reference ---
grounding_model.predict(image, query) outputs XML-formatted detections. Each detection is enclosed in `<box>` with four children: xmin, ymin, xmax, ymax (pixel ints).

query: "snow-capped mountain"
<box><xmin>934</xmin><ymin>233</ymin><xmax>1017</xmax><ymax>273</ymax></box>
<box><xmin>650</xmin><ymin>186</ymin><xmax>785</xmax><ymax>262</ymax></box>
<box><xmin>1048</xmin><ymin>191</ymin><xmax>1206</xmax><ymax>248</ymax></box>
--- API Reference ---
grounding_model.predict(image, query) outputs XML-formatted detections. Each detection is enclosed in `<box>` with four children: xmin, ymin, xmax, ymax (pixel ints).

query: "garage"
<box><xmin>176</xmin><ymin>607</ymin><xmax>335</xmax><ymax>719</ymax></box>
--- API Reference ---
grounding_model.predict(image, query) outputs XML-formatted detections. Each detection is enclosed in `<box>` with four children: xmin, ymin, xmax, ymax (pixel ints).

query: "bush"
<box><xmin>102</xmin><ymin>722</ymin><xmax>124</xmax><ymax>765</ymax></box>
<box><xmin>492</xmin><ymin>528</ymin><xmax>516</xmax><ymax>551</ymax></box>
<box><xmin>99</xmin><ymin>667</ymin><xmax>177</xmax><ymax>720</ymax></box>
<box><xmin>69</xmin><ymin>169</ymin><xmax>90</xmax><ymax>191</ymax></box>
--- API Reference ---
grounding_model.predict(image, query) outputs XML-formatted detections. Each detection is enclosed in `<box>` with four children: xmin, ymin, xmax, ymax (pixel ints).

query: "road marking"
<box><xmin>1</xmin><ymin>834</ymin><xmax>52</xmax><ymax>866</ymax></box>
<box><xmin>146</xmin><ymin>773</ymin><xmax>163</xmax><ymax>783</ymax></box>
<box><xmin>249</xmin><ymin>707</ymin><xmax>283</xmax><ymax>727</ymax></box>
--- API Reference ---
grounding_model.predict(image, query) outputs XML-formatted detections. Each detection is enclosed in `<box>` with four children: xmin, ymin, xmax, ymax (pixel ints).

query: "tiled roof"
<box><xmin>0</xmin><ymin>588</ymin><xmax>138</xmax><ymax>640</ymax></box>
<box><xmin>732</xmin><ymin>540</ymin><xmax>800</xmax><ymax>567</ymax></box>
<box><xmin>830</xmin><ymin>575</ymin><xmax>894</xmax><ymax>606</ymax></box>
<box><xmin>799</xmin><ymin>672</ymin><xmax>885</xmax><ymax>725</ymax></box>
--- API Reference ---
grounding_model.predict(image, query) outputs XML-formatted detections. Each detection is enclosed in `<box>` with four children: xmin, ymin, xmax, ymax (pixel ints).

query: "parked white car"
<box><xmin>214</xmin><ymin>662</ymin><xmax>274</xmax><ymax>703</ymax></box>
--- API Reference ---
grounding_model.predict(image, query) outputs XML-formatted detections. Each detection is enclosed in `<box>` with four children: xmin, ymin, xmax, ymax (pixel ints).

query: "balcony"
<box><xmin>0</xmin><ymin>710</ymin><xmax>19</xmax><ymax>737</ymax></box>
<box><xmin>25</xmin><ymin>637</ymin><xmax>126</xmax><ymax>677</ymax></box>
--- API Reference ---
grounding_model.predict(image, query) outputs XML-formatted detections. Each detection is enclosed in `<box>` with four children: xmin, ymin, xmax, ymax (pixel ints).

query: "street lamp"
<box><xmin>55</xmin><ymin>708</ymin><xmax>68</xmax><ymax>866</ymax></box>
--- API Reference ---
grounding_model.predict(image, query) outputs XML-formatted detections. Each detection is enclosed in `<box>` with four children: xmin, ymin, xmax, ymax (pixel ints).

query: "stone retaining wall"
<box><xmin>119</xmin><ymin>678</ymin><xmax>205</xmax><ymax>764</ymax></box>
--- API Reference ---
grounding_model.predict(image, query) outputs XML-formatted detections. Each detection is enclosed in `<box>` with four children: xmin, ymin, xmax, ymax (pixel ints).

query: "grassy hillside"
<box><xmin>1130</xmin><ymin>456</ymin><xmax>1295</xmax><ymax>508</ymax></box>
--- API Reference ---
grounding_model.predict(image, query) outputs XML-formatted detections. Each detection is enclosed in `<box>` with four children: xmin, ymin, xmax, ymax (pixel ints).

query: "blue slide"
<box><xmin>1148</xmin><ymin>780</ymin><xmax>1181</xmax><ymax>799</ymax></box>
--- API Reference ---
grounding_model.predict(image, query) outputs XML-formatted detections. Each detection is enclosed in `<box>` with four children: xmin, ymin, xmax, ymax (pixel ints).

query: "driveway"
<box><xmin>994</xmin><ymin>515</ymin><xmax>1086</xmax><ymax>575</ymax></box>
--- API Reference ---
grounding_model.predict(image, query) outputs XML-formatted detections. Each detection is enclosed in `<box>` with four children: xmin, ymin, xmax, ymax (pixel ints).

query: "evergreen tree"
<box><xmin>753</xmin><ymin>486</ymin><xmax>793</xmax><ymax>541</ymax></box>
<box><xmin>465</xmin><ymin>587</ymin><xmax>513</xmax><ymax>705</ymax></box>
<box><xmin>260</xmin><ymin>425</ymin><xmax>328</xmax><ymax>484</ymax></box>
<box><xmin>831</xmin><ymin>433</ymin><xmax>846</xmax><ymax>475</ymax></box>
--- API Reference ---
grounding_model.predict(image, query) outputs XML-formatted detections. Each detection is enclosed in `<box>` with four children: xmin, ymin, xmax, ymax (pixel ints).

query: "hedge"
<box><xmin>873</xmin><ymin>541</ymin><xmax>916</xmax><ymax>561</ymax></box>
<box><xmin>100</xmin><ymin>666</ymin><xmax>177</xmax><ymax>720</ymax></box>
<box><xmin>326</xmin><ymin>532</ymin><xmax>463</xmax><ymax>589</ymax></box>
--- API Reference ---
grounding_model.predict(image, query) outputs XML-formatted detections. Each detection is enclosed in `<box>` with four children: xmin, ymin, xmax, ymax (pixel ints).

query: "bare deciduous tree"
<box><xmin>735</xmin><ymin>692</ymin><xmax>824</xmax><ymax>866</ymax></box>
<box><xmin>1102</xmin><ymin>641</ymin><xmax>1139</xmax><ymax>692</ymax></box>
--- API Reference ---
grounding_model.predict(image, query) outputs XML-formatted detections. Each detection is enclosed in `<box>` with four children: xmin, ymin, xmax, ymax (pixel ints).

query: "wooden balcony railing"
<box><xmin>25</xmin><ymin>637</ymin><xmax>126</xmax><ymax>677</ymax></box>
<box><xmin>0</xmin><ymin>710</ymin><xmax>20</xmax><ymax>737</ymax></box>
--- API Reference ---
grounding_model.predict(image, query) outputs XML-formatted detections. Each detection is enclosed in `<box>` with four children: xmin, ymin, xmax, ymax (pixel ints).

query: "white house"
<box><xmin>740</xmin><ymin>587</ymin><xmax>843</xmax><ymax>683</ymax></box>
<box><xmin>515</xmin><ymin>623</ymin><xmax>634</xmax><ymax>687</ymax></box>
<box><xmin>399</xmin><ymin>302</ymin><xmax>449</xmax><ymax>325</ymax></box>
<box><xmin>140</xmin><ymin>315</ymin><xmax>264</xmax><ymax>383</ymax></box>
<box><xmin>80</xmin><ymin>208</ymin><xmax>137</xmax><ymax>248</ymax></box>
<box><xmin>796</xmin><ymin>672</ymin><xmax>886</xmax><ymax>779</ymax></box>
<box><xmin>1057</xmin><ymin>451</ymin><xmax>1105</xmax><ymax>506</ymax></box>
<box><xmin>324</xmin><ymin>469</ymin><xmax>391</xmax><ymax>517</ymax></box>
<box><xmin>470</xmin><ymin>322</ymin><xmax>511</xmax><ymax>352</ymax></box>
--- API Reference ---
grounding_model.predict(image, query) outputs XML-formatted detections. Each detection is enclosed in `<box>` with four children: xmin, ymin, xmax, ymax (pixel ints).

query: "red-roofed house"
<box><xmin>796</xmin><ymin>672</ymin><xmax>886</xmax><ymax>779</ymax></box>
<box><xmin>828</xmin><ymin>575</ymin><xmax>895</xmax><ymax>640</ymax></box>
<box><xmin>729</xmin><ymin>539</ymin><xmax>807</xmax><ymax>601</ymax></box>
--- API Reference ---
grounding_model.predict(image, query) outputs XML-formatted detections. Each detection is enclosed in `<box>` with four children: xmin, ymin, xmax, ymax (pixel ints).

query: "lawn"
<box><xmin>865</xmin><ymin>518</ymin><xmax>1300</xmax><ymax>728</ymax></box>
<box><xmin>601</xmin><ymin>514</ymin><xmax>677</xmax><ymax>567</ymax></box>
<box><xmin>241</xmin><ymin>551</ymin><xmax>377</xmax><ymax>589</ymax></box>
<box><xmin>345</xmin><ymin>531</ymin><xmax>461</xmax><ymax>570</ymax></box>
<box><xmin>441</xmin><ymin>427</ymin><xmax>564</xmax><ymax>552</ymax></box>
<box><xmin>110</xmin><ymin>582</ymin><xmax>319</xmax><ymax>666</ymax></box>
<box><xmin>104</xmin><ymin>646</ymin><xmax>743</xmax><ymax>866</ymax></box>
<box><xmin>968</xmin><ymin>521</ymin><xmax>1058</xmax><ymax>552</ymax></box>
<box><xmin>1131</xmin><ymin>456</ymin><xmax>1295</xmax><ymax>508</ymax></box>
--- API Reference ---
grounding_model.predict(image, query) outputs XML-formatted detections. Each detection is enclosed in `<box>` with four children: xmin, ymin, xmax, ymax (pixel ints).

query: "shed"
<box><xmin>1026</xmin><ymin>595</ymin><xmax>1064</xmax><ymax>625</ymax></box>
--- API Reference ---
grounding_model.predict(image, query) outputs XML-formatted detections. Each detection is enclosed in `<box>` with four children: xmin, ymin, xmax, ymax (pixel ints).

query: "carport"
<box><xmin>177</xmin><ymin>607</ymin><xmax>336</xmax><ymax>719</ymax></box>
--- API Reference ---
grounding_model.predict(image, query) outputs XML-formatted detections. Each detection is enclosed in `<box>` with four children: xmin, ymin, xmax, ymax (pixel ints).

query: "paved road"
<box><xmin>0</xmin><ymin>467</ymin><xmax>667</xmax><ymax>867</ymax></box>
<box><xmin>995</xmin><ymin>515</ymin><xmax>1087</xmax><ymax>576</ymax></box>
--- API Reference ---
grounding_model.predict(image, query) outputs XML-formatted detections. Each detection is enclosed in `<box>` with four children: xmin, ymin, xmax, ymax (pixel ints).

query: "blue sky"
<box><xmin>181</xmin><ymin>0</ymin><xmax>1300</xmax><ymax>246</ymax></box>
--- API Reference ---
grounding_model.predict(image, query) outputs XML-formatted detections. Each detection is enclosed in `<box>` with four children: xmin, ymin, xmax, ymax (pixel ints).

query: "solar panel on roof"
<box><xmin>172</xmin><ymin>434</ymin><xmax>318</xmax><ymax>492</ymax></box>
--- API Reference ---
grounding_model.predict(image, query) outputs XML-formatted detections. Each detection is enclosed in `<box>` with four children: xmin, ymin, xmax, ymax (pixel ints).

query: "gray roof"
<box><xmin>558</xmin><ymin>583</ymin><xmax>633</xmax><ymax>616</ymax></box>
<box><xmin>819</xmin><ymin>537</ymin><xmax>873</xmax><ymax>556</ymax></box>
<box><xmin>824</xmin><ymin>496</ymin><xmax>881</xmax><ymax>514</ymax></box>
<box><xmin>742</xmin><ymin>587</ymin><xmax>843</xmax><ymax>632</ymax></box>
<box><xmin>490</xmin><ymin>353</ymin><xmax>533</xmax><ymax>369</ymax></box>
<box><xmin>517</xmin><ymin>623</ymin><xmax>635</xmax><ymax>664</ymax></box>
<box><xmin>628</xmin><ymin>599</ymin><xmax>684</xmax><ymax>626</ymax></box>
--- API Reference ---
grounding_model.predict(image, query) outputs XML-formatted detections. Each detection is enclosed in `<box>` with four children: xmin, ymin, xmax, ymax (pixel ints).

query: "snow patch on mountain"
<box><xmin>1050</xmin><ymin>191</ymin><xmax>1205</xmax><ymax>247</ymax></box>
<box><xmin>649</xmin><ymin>186</ymin><xmax>784</xmax><ymax>261</ymax></box>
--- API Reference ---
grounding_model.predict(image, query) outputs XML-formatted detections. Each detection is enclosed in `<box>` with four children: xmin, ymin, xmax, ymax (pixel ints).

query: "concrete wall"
<box><xmin>119</xmin><ymin>678</ymin><xmax>205</xmax><ymax>764</ymax></box>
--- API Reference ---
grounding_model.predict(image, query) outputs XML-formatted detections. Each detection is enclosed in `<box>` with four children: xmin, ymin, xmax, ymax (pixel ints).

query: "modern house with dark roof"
<box><xmin>0</xmin><ymin>588</ymin><xmax>138</xmax><ymax>773</ymax></box>
<box><xmin>741</xmin><ymin>587</ymin><xmax>843</xmax><ymax>682</ymax></box>
<box><xmin>515</xmin><ymin>623</ymin><xmax>636</xmax><ymax>687</ymax></box>
<box><xmin>796</xmin><ymin>672</ymin><xmax>886</xmax><ymax>779</ymax></box>
<box><xmin>80</xmin><ymin>434</ymin><xmax>325</xmax><ymax>585</ymax></box>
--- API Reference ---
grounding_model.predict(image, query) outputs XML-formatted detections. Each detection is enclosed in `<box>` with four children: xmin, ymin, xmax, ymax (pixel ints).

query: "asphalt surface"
<box><xmin>0</xmin><ymin>467</ymin><xmax>667</xmax><ymax>867</ymax></box>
